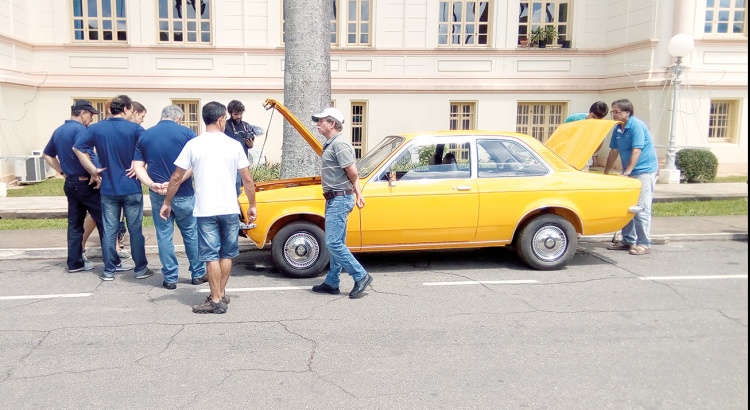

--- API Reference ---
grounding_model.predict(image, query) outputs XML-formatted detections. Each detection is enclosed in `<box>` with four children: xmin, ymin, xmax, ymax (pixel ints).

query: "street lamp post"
<box><xmin>659</xmin><ymin>33</ymin><xmax>694</xmax><ymax>184</ymax></box>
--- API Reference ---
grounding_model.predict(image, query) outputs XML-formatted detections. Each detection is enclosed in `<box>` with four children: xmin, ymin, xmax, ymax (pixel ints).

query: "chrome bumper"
<box><xmin>628</xmin><ymin>206</ymin><xmax>644</xmax><ymax>214</ymax></box>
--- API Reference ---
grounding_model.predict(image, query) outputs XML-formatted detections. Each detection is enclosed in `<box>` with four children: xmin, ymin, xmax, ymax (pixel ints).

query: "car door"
<box><xmin>359</xmin><ymin>138</ymin><xmax>479</xmax><ymax>247</ymax></box>
<box><xmin>473</xmin><ymin>138</ymin><xmax>552</xmax><ymax>242</ymax></box>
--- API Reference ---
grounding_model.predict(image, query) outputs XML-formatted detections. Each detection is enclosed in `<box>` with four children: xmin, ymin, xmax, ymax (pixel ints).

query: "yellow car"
<box><xmin>239</xmin><ymin>99</ymin><xmax>641</xmax><ymax>278</ymax></box>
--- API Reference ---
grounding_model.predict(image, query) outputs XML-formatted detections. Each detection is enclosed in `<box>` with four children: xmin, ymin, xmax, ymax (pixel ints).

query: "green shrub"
<box><xmin>675</xmin><ymin>148</ymin><xmax>718</xmax><ymax>183</ymax></box>
<box><xmin>251</xmin><ymin>163</ymin><xmax>281</xmax><ymax>182</ymax></box>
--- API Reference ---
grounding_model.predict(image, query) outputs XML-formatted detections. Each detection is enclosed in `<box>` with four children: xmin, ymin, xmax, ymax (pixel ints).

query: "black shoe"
<box><xmin>162</xmin><ymin>281</ymin><xmax>177</xmax><ymax>290</ymax></box>
<box><xmin>312</xmin><ymin>282</ymin><xmax>340</xmax><ymax>295</ymax></box>
<box><xmin>349</xmin><ymin>274</ymin><xmax>372</xmax><ymax>299</ymax></box>
<box><xmin>191</xmin><ymin>275</ymin><xmax>208</xmax><ymax>285</ymax></box>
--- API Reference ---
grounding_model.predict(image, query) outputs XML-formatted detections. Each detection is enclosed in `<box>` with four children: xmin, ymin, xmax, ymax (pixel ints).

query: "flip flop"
<box><xmin>629</xmin><ymin>245</ymin><xmax>651</xmax><ymax>255</ymax></box>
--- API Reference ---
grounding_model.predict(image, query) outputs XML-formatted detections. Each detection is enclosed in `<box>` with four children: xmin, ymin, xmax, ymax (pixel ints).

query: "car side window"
<box><xmin>477</xmin><ymin>139</ymin><xmax>548</xmax><ymax>178</ymax></box>
<box><xmin>381</xmin><ymin>141</ymin><xmax>471</xmax><ymax>181</ymax></box>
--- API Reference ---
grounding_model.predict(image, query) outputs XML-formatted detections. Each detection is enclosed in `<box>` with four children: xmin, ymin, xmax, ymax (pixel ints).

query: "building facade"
<box><xmin>0</xmin><ymin>0</ymin><xmax>747</xmax><ymax>182</ymax></box>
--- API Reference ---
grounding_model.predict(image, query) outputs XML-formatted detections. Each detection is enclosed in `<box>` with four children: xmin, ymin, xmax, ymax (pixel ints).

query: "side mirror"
<box><xmin>388</xmin><ymin>171</ymin><xmax>396</xmax><ymax>187</ymax></box>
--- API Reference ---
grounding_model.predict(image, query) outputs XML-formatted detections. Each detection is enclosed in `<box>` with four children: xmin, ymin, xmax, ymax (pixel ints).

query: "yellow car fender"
<box><xmin>514</xmin><ymin>198</ymin><xmax>583</xmax><ymax>239</ymax></box>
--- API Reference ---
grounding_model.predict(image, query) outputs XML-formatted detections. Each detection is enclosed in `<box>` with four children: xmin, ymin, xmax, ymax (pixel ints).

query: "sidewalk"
<box><xmin>0</xmin><ymin>182</ymin><xmax>747</xmax><ymax>260</ymax></box>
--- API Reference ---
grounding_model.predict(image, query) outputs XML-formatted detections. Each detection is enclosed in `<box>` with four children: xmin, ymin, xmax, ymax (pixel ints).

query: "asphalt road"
<box><xmin>1</xmin><ymin>241</ymin><xmax>747</xmax><ymax>409</ymax></box>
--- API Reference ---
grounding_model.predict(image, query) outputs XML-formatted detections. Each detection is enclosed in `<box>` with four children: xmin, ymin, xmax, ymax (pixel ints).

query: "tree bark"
<box><xmin>281</xmin><ymin>0</ymin><xmax>331</xmax><ymax>178</ymax></box>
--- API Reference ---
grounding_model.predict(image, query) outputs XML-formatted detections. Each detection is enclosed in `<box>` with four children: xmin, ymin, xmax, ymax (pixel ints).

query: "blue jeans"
<box><xmin>149</xmin><ymin>192</ymin><xmax>205</xmax><ymax>283</ymax></box>
<box><xmin>621</xmin><ymin>172</ymin><xmax>657</xmax><ymax>247</ymax></box>
<box><xmin>197</xmin><ymin>214</ymin><xmax>240</xmax><ymax>262</ymax></box>
<box><xmin>101</xmin><ymin>193</ymin><xmax>148</xmax><ymax>275</ymax></box>
<box><xmin>323</xmin><ymin>195</ymin><xmax>367</xmax><ymax>288</ymax></box>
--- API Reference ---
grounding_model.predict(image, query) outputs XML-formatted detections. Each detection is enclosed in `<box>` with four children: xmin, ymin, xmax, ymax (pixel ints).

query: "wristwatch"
<box><xmin>621</xmin><ymin>171</ymin><xmax>631</xmax><ymax>176</ymax></box>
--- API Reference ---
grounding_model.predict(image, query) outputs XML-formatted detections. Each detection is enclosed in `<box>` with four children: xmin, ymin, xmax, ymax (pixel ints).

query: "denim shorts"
<box><xmin>197</xmin><ymin>214</ymin><xmax>240</xmax><ymax>261</ymax></box>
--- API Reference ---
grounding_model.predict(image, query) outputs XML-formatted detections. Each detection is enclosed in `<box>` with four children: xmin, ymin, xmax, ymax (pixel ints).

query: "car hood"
<box><xmin>544</xmin><ymin>119</ymin><xmax>620</xmax><ymax>169</ymax></box>
<box><xmin>264</xmin><ymin>98</ymin><xmax>323</xmax><ymax>156</ymax></box>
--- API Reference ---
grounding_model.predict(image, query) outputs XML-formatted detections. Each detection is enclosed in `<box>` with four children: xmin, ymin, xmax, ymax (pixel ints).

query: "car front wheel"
<box><xmin>271</xmin><ymin>221</ymin><xmax>329</xmax><ymax>278</ymax></box>
<box><xmin>516</xmin><ymin>214</ymin><xmax>578</xmax><ymax>270</ymax></box>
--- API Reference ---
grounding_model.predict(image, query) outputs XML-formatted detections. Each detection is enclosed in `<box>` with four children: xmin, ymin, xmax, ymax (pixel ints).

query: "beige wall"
<box><xmin>0</xmin><ymin>0</ymin><xmax>747</xmax><ymax>179</ymax></box>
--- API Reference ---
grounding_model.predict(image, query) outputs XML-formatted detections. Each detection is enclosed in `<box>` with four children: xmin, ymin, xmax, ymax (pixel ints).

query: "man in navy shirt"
<box><xmin>74</xmin><ymin>94</ymin><xmax>153</xmax><ymax>281</ymax></box>
<box><xmin>43</xmin><ymin>100</ymin><xmax>105</xmax><ymax>272</ymax></box>
<box><xmin>133</xmin><ymin>105</ymin><xmax>206</xmax><ymax>290</ymax></box>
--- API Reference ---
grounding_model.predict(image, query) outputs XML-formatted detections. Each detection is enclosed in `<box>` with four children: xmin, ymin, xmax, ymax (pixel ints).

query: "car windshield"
<box><xmin>357</xmin><ymin>136</ymin><xmax>405</xmax><ymax>177</ymax></box>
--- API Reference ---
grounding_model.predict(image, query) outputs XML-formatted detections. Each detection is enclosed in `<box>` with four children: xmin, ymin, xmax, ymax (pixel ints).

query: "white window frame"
<box><xmin>439</xmin><ymin>1</ymin><xmax>491</xmax><ymax>47</ymax></box>
<box><xmin>704</xmin><ymin>0</ymin><xmax>747</xmax><ymax>35</ymax></box>
<box><xmin>518</xmin><ymin>0</ymin><xmax>571</xmax><ymax>47</ymax></box>
<box><xmin>157</xmin><ymin>0</ymin><xmax>212</xmax><ymax>44</ymax></box>
<box><xmin>71</xmin><ymin>0</ymin><xmax>128</xmax><ymax>43</ymax></box>
<box><xmin>346</xmin><ymin>0</ymin><xmax>372</xmax><ymax>46</ymax></box>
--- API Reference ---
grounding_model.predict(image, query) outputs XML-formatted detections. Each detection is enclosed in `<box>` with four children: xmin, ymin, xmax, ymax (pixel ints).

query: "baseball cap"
<box><xmin>72</xmin><ymin>100</ymin><xmax>100</xmax><ymax>114</ymax></box>
<box><xmin>311</xmin><ymin>107</ymin><xmax>344</xmax><ymax>124</ymax></box>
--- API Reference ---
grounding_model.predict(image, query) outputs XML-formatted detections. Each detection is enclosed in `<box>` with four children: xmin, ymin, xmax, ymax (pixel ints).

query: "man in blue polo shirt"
<box><xmin>133</xmin><ymin>105</ymin><xmax>206</xmax><ymax>290</ymax></box>
<box><xmin>604</xmin><ymin>98</ymin><xmax>659</xmax><ymax>256</ymax></box>
<box><xmin>43</xmin><ymin>100</ymin><xmax>105</xmax><ymax>272</ymax></box>
<box><xmin>74</xmin><ymin>94</ymin><xmax>153</xmax><ymax>281</ymax></box>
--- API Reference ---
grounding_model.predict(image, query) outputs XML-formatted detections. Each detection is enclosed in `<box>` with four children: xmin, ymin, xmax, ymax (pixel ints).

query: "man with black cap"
<box><xmin>309</xmin><ymin>107</ymin><xmax>373</xmax><ymax>299</ymax></box>
<box><xmin>43</xmin><ymin>100</ymin><xmax>105</xmax><ymax>272</ymax></box>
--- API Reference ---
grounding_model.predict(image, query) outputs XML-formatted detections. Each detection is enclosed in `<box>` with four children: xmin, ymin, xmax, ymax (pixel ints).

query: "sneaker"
<box><xmin>191</xmin><ymin>275</ymin><xmax>208</xmax><ymax>285</ymax></box>
<box><xmin>205</xmin><ymin>294</ymin><xmax>231</xmax><ymax>305</ymax></box>
<box><xmin>162</xmin><ymin>281</ymin><xmax>177</xmax><ymax>290</ymax></box>
<box><xmin>193</xmin><ymin>299</ymin><xmax>227</xmax><ymax>314</ymax></box>
<box><xmin>135</xmin><ymin>268</ymin><xmax>154</xmax><ymax>279</ymax></box>
<box><xmin>100</xmin><ymin>272</ymin><xmax>115</xmax><ymax>281</ymax></box>
<box><xmin>68</xmin><ymin>259</ymin><xmax>94</xmax><ymax>273</ymax></box>
<box><xmin>114</xmin><ymin>262</ymin><xmax>134</xmax><ymax>272</ymax></box>
<box><xmin>117</xmin><ymin>249</ymin><xmax>131</xmax><ymax>259</ymax></box>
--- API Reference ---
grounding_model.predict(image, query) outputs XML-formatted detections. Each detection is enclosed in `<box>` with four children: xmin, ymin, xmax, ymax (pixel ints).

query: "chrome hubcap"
<box><xmin>283</xmin><ymin>232</ymin><xmax>320</xmax><ymax>269</ymax></box>
<box><xmin>531</xmin><ymin>226</ymin><xmax>567</xmax><ymax>262</ymax></box>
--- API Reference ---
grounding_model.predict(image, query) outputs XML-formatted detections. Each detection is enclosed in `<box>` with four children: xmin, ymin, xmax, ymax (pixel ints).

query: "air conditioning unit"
<box><xmin>15</xmin><ymin>156</ymin><xmax>48</xmax><ymax>184</ymax></box>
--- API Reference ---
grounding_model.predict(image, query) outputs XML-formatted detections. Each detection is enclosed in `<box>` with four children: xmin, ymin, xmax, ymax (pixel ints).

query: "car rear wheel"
<box><xmin>271</xmin><ymin>222</ymin><xmax>329</xmax><ymax>278</ymax></box>
<box><xmin>516</xmin><ymin>214</ymin><xmax>578</xmax><ymax>270</ymax></box>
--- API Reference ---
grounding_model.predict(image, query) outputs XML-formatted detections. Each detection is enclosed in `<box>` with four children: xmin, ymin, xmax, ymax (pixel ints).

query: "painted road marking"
<box><xmin>0</xmin><ymin>293</ymin><xmax>92</xmax><ymax>301</ymax></box>
<box><xmin>640</xmin><ymin>275</ymin><xmax>748</xmax><ymax>281</ymax></box>
<box><xmin>197</xmin><ymin>286</ymin><xmax>311</xmax><ymax>293</ymax></box>
<box><xmin>423</xmin><ymin>280</ymin><xmax>539</xmax><ymax>286</ymax></box>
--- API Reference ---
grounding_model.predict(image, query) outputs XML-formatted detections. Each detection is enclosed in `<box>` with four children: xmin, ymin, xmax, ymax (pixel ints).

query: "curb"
<box><xmin>653</xmin><ymin>194</ymin><xmax>748</xmax><ymax>203</ymax></box>
<box><xmin>0</xmin><ymin>244</ymin><xmax>262</xmax><ymax>261</ymax></box>
<box><xmin>1</xmin><ymin>234</ymin><xmax>746</xmax><ymax>260</ymax></box>
<box><xmin>579</xmin><ymin>232</ymin><xmax>748</xmax><ymax>244</ymax></box>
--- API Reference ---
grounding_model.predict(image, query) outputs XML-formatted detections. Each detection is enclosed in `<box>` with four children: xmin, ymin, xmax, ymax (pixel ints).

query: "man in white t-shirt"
<box><xmin>160</xmin><ymin>101</ymin><xmax>258</xmax><ymax>314</ymax></box>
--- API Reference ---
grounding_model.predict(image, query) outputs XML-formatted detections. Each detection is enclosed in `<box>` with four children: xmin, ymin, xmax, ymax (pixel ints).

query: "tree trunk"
<box><xmin>281</xmin><ymin>0</ymin><xmax>331</xmax><ymax>179</ymax></box>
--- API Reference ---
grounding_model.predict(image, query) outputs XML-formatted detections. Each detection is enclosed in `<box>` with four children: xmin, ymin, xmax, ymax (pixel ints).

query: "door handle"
<box><xmin>454</xmin><ymin>185</ymin><xmax>472</xmax><ymax>191</ymax></box>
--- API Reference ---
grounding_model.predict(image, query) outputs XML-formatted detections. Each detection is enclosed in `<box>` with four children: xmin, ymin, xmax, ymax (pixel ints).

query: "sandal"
<box><xmin>607</xmin><ymin>242</ymin><xmax>633</xmax><ymax>251</ymax></box>
<box><xmin>629</xmin><ymin>245</ymin><xmax>651</xmax><ymax>255</ymax></box>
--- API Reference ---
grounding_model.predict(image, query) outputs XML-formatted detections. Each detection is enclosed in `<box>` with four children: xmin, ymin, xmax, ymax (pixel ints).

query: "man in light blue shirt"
<box><xmin>604</xmin><ymin>99</ymin><xmax>659</xmax><ymax>255</ymax></box>
<box><xmin>563</xmin><ymin>101</ymin><xmax>609</xmax><ymax>123</ymax></box>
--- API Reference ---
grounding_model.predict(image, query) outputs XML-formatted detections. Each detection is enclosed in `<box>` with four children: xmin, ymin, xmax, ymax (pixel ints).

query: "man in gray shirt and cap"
<box><xmin>309</xmin><ymin>107</ymin><xmax>373</xmax><ymax>299</ymax></box>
